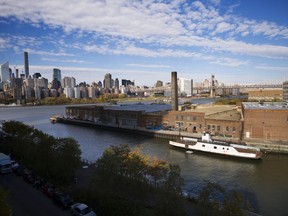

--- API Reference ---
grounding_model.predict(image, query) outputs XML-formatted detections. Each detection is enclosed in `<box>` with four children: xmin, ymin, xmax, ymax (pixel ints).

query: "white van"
<box><xmin>0</xmin><ymin>153</ymin><xmax>12</xmax><ymax>174</ymax></box>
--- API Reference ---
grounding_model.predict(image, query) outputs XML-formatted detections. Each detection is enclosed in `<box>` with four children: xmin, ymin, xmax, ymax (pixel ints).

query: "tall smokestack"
<box><xmin>24</xmin><ymin>51</ymin><xmax>29</xmax><ymax>79</ymax></box>
<box><xmin>171</xmin><ymin>71</ymin><xmax>178</xmax><ymax>111</ymax></box>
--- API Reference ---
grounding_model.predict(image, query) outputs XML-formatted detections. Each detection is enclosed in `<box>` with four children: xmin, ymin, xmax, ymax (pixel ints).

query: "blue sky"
<box><xmin>0</xmin><ymin>0</ymin><xmax>287</xmax><ymax>86</ymax></box>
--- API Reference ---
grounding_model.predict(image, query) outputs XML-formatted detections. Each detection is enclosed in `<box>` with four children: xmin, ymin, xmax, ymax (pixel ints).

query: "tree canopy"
<box><xmin>3</xmin><ymin>121</ymin><xmax>82</xmax><ymax>185</ymax></box>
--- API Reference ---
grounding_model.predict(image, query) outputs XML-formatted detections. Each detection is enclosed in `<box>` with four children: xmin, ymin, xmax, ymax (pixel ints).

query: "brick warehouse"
<box><xmin>65</xmin><ymin>103</ymin><xmax>244</xmax><ymax>139</ymax></box>
<box><xmin>242</xmin><ymin>102</ymin><xmax>288</xmax><ymax>141</ymax></box>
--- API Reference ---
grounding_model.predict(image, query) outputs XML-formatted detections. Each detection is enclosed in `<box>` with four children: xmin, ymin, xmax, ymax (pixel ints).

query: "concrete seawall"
<box><xmin>58</xmin><ymin>118</ymin><xmax>288</xmax><ymax>154</ymax></box>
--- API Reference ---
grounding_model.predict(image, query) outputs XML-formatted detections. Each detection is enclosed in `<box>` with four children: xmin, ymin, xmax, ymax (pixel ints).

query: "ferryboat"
<box><xmin>169</xmin><ymin>132</ymin><xmax>262</xmax><ymax>159</ymax></box>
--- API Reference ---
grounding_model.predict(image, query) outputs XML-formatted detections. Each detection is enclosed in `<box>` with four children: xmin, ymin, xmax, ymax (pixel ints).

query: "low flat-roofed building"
<box><xmin>247</xmin><ymin>89</ymin><xmax>282</xmax><ymax>101</ymax></box>
<box><xmin>164</xmin><ymin>105</ymin><xmax>243</xmax><ymax>138</ymax></box>
<box><xmin>243</xmin><ymin>102</ymin><xmax>288</xmax><ymax>141</ymax></box>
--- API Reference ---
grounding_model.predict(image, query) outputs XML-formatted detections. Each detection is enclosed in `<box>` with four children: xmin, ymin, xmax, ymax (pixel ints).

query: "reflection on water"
<box><xmin>1</xmin><ymin>104</ymin><xmax>288</xmax><ymax>216</ymax></box>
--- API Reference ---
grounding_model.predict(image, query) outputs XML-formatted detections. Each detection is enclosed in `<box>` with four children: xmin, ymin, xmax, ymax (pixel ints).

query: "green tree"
<box><xmin>2</xmin><ymin>121</ymin><xmax>81</xmax><ymax>185</ymax></box>
<box><xmin>93</xmin><ymin>144</ymin><xmax>185</xmax><ymax>215</ymax></box>
<box><xmin>198</xmin><ymin>181</ymin><xmax>245</xmax><ymax>216</ymax></box>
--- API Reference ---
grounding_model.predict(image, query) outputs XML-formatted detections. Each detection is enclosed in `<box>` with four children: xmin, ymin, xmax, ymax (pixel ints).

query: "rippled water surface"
<box><xmin>1</xmin><ymin>103</ymin><xmax>287</xmax><ymax>216</ymax></box>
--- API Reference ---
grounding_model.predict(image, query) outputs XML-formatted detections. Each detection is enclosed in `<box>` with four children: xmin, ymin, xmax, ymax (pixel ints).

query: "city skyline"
<box><xmin>0</xmin><ymin>0</ymin><xmax>287</xmax><ymax>86</ymax></box>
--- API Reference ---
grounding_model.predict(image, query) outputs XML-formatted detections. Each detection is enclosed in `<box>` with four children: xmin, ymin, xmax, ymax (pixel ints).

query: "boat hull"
<box><xmin>169</xmin><ymin>140</ymin><xmax>262</xmax><ymax>160</ymax></box>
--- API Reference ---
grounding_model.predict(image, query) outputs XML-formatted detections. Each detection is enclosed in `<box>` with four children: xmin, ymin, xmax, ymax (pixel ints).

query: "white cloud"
<box><xmin>0</xmin><ymin>0</ymin><xmax>287</xmax><ymax>67</ymax></box>
<box><xmin>126</xmin><ymin>64</ymin><xmax>171</xmax><ymax>68</ymax></box>
<box><xmin>24</xmin><ymin>48</ymin><xmax>74</xmax><ymax>57</ymax></box>
<box><xmin>255</xmin><ymin>65</ymin><xmax>288</xmax><ymax>72</ymax></box>
<box><xmin>0</xmin><ymin>37</ymin><xmax>8</xmax><ymax>49</ymax></box>
<box><xmin>41</xmin><ymin>57</ymin><xmax>84</xmax><ymax>63</ymax></box>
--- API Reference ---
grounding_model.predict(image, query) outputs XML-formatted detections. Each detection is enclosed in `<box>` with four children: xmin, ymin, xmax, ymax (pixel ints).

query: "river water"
<box><xmin>0</xmin><ymin>102</ymin><xmax>287</xmax><ymax>216</ymax></box>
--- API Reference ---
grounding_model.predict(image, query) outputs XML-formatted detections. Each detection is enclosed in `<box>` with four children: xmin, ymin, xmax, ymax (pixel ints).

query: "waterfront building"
<box><xmin>178</xmin><ymin>78</ymin><xmax>193</xmax><ymax>97</ymax></box>
<box><xmin>74</xmin><ymin>87</ymin><xmax>81</xmax><ymax>99</ymax></box>
<box><xmin>0</xmin><ymin>61</ymin><xmax>9</xmax><ymax>83</ymax></box>
<box><xmin>34</xmin><ymin>77</ymin><xmax>48</xmax><ymax>89</ymax></box>
<box><xmin>87</xmin><ymin>86</ymin><xmax>96</xmax><ymax>98</ymax></box>
<box><xmin>161</xmin><ymin>105</ymin><xmax>243</xmax><ymax>138</ymax></box>
<box><xmin>53</xmin><ymin>68</ymin><xmax>61</xmax><ymax>82</ymax></box>
<box><xmin>62</xmin><ymin>77</ymin><xmax>76</xmax><ymax>88</ymax></box>
<box><xmin>64</xmin><ymin>87</ymin><xmax>75</xmax><ymax>98</ymax></box>
<box><xmin>23</xmin><ymin>86</ymin><xmax>34</xmax><ymax>100</ymax></box>
<box><xmin>50</xmin><ymin>89</ymin><xmax>58</xmax><ymax>97</ymax></box>
<box><xmin>24</xmin><ymin>78</ymin><xmax>35</xmax><ymax>88</ymax></box>
<box><xmin>51</xmin><ymin>78</ymin><xmax>61</xmax><ymax>90</ymax></box>
<box><xmin>34</xmin><ymin>86</ymin><xmax>42</xmax><ymax>99</ymax></box>
<box><xmin>80</xmin><ymin>86</ymin><xmax>88</xmax><ymax>98</ymax></box>
<box><xmin>24</xmin><ymin>52</ymin><xmax>29</xmax><ymax>79</ymax></box>
<box><xmin>243</xmin><ymin>102</ymin><xmax>288</xmax><ymax>141</ymax></box>
<box><xmin>65</xmin><ymin>103</ymin><xmax>243</xmax><ymax>140</ymax></box>
<box><xmin>283</xmin><ymin>81</ymin><xmax>288</xmax><ymax>102</ymax></box>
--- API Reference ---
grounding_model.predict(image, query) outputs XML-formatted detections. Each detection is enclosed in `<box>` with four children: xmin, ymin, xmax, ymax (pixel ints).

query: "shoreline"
<box><xmin>57</xmin><ymin>118</ymin><xmax>288</xmax><ymax>154</ymax></box>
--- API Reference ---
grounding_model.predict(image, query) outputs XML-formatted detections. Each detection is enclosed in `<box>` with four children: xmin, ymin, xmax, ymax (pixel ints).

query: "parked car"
<box><xmin>12</xmin><ymin>164</ymin><xmax>25</xmax><ymax>176</ymax></box>
<box><xmin>70</xmin><ymin>203</ymin><xmax>97</xmax><ymax>216</ymax></box>
<box><xmin>41</xmin><ymin>183</ymin><xmax>56</xmax><ymax>198</ymax></box>
<box><xmin>52</xmin><ymin>191</ymin><xmax>74</xmax><ymax>209</ymax></box>
<box><xmin>22</xmin><ymin>169</ymin><xmax>36</xmax><ymax>184</ymax></box>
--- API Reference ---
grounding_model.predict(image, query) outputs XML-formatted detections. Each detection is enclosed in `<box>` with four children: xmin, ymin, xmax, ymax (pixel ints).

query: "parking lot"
<box><xmin>0</xmin><ymin>173</ymin><xmax>70</xmax><ymax>216</ymax></box>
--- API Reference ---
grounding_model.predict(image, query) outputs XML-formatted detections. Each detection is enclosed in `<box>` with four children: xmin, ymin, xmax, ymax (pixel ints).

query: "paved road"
<box><xmin>0</xmin><ymin>173</ymin><xmax>70</xmax><ymax>216</ymax></box>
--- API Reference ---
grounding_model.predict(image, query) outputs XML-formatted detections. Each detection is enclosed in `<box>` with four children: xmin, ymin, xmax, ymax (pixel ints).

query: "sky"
<box><xmin>0</xmin><ymin>0</ymin><xmax>288</xmax><ymax>87</ymax></box>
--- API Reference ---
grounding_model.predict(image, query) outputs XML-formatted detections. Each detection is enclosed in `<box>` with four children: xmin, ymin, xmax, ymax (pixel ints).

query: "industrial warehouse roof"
<box><xmin>186</xmin><ymin>105</ymin><xmax>238</xmax><ymax>115</ymax></box>
<box><xmin>243</xmin><ymin>102</ymin><xmax>288</xmax><ymax>110</ymax></box>
<box><xmin>104</xmin><ymin>103</ymin><xmax>171</xmax><ymax>113</ymax></box>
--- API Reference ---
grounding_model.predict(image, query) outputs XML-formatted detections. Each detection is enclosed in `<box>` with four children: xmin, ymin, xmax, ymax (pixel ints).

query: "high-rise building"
<box><xmin>34</xmin><ymin>77</ymin><xmax>48</xmax><ymax>88</ymax></box>
<box><xmin>33</xmin><ymin>73</ymin><xmax>41</xmax><ymax>79</ymax></box>
<box><xmin>156</xmin><ymin>80</ymin><xmax>163</xmax><ymax>87</ymax></box>
<box><xmin>179</xmin><ymin>78</ymin><xmax>193</xmax><ymax>97</ymax></box>
<box><xmin>114</xmin><ymin>78</ymin><xmax>119</xmax><ymax>89</ymax></box>
<box><xmin>122</xmin><ymin>79</ymin><xmax>134</xmax><ymax>87</ymax></box>
<box><xmin>53</xmin><ymin>68</ymin><xmax>61</xmax><ymax>82</ymax></box>
<box><xmin>104</xmin><ymin>73</ymin><xmax>112</xmax><ymax>89</ymax></box>
<box><xmin>62</xmin><ymin>77</ymin><xmax>76</xmax><ymax>88</ymax></box>
<box><xmin>283</xmin><ymin>81</ymin><xmax>288</xmax><ymax>102</ymax></box>
<box><xmin>0</xmin><ymin>61</ymin><xmax>9</xmax><ymax>82</ymax></box>
<box><xmin>24</xmin><ymin>52</ymin><xmax>29</xmax><ymax>79</ymax></box>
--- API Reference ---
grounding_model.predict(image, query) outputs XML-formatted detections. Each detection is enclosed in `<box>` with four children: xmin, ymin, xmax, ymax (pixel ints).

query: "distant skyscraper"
<box><xmin>16</xmin><ymin>69</ymin><xmax>19</xmax><ymax>78</ymax></box>
<box><xmin>104</xmin><ymin>73</ymin><xmax>112</xmax><ymax>89</ymax></box>
<box><xmin>122</xmin><ymin>79</ymin><xmax>134</xmax><ymax>87</ymax></box>
<box><xmin>0</xmin><ymin>61</ymin><xmax>9</xmax><ymax>82</ymax></box>
<box><xmin>114</xmin><ymin>78</ymin><xmax>119</xmax><ymax>89</ymax></box>
<box><xmin>97</xmin><ymin>81</ymin><xmax>102</xmax><ymax>88</ymax></box>
<box><xmin>24</xmin><ymin>52</ymin><xmax>29</xmax><ymax>79</ymax></box>
<box><xmin>53</xmin><ymin>68</ymin><xmax>61</xmax><ymax>82</ymax></box>
<box><xmin>156</xmin><ymin>80</ymin><xmax>163</xmax><ymax>87</ymax></box>
<box><xmin>62</xmin><ymin>76</ymin><xmax>76</xmax><ymax>88</ymax></box>
<box><xmin>33</xmin><ymin>73</ymin><xmax>41</xmax><ymax>79</ymax></box>
<box><xmin>179</xmin><ymin>78</ymin><xmax>193</xmax><ymax>97</ymax></box>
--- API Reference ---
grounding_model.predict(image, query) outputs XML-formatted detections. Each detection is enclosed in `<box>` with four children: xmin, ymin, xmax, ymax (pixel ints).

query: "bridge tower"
<box><xmin>210</xmin><ymin>74</ymin><xmax>216</xmax><ymax>98</ymax></box>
